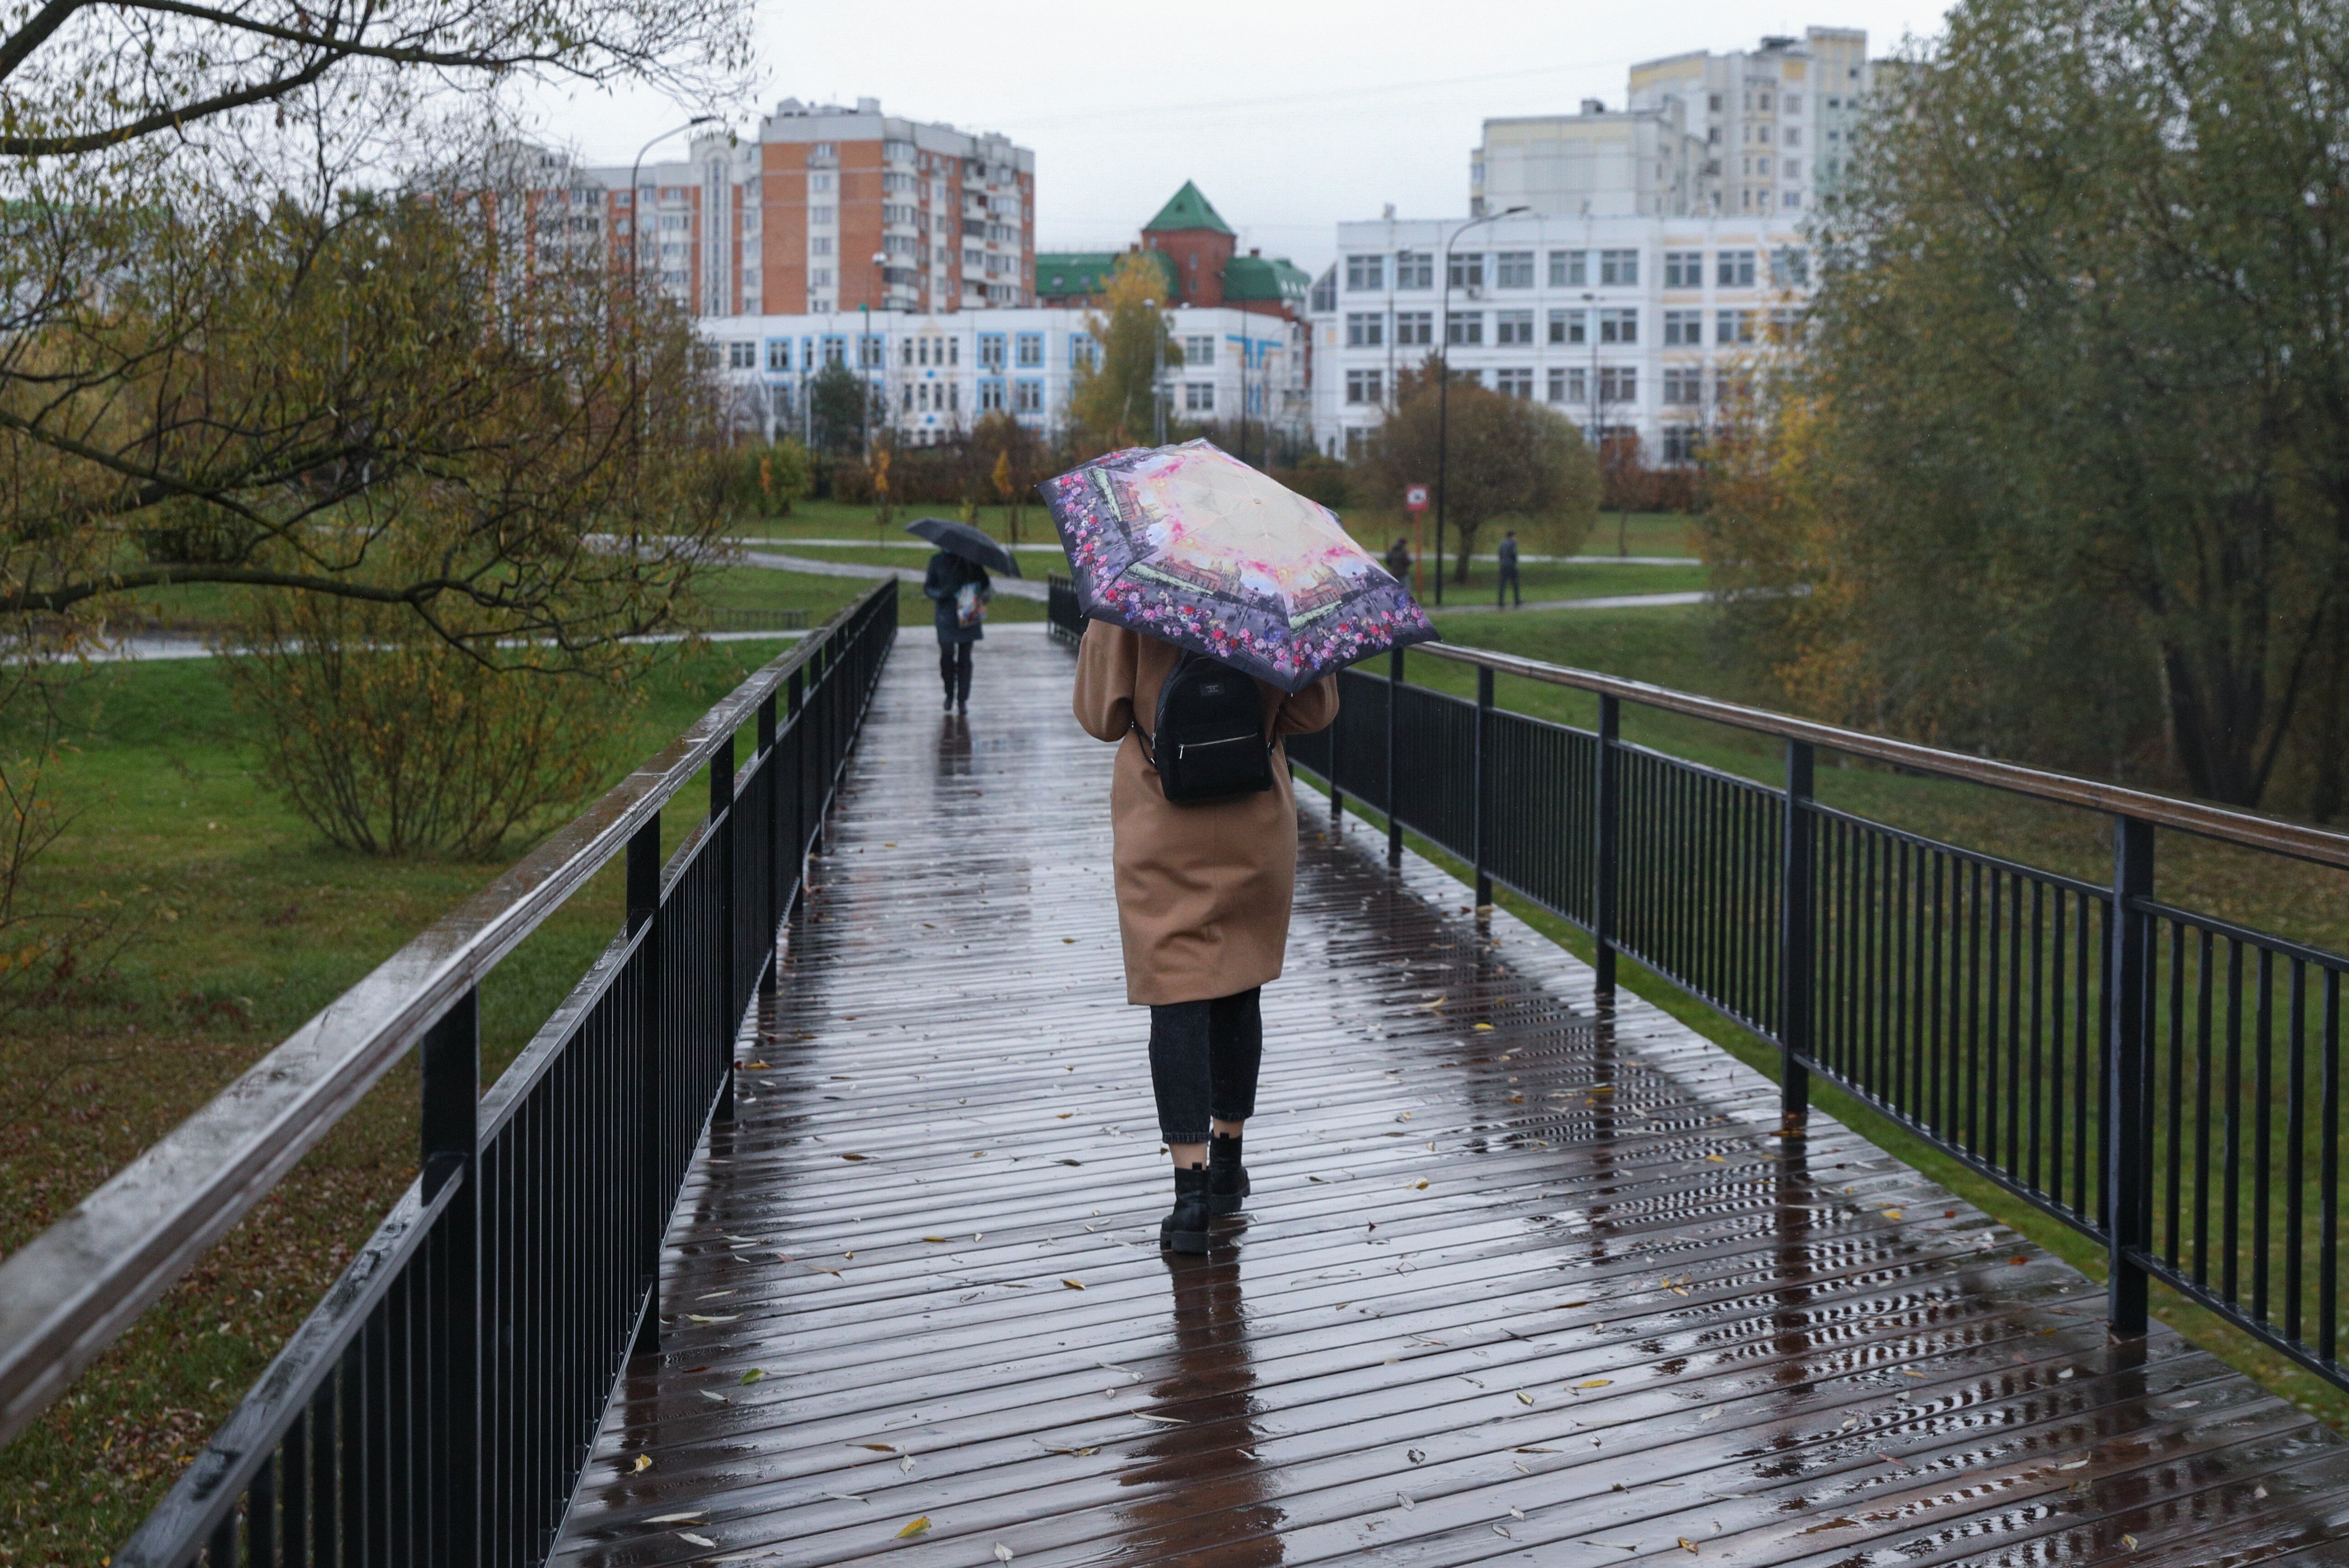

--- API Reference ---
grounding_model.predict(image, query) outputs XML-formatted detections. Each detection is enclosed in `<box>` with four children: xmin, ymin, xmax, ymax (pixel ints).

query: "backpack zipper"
<box><xmin>1177</xmin><ymin>734</ymin><xmax>1260</xmax><ymax>759</ymax></box>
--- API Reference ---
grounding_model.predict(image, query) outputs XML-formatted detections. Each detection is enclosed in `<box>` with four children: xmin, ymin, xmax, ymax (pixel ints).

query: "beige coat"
<box><xmin>1072</xmin><ymin>620</ymin><xmax>1340</xmax><ymax>1006</ymax></box>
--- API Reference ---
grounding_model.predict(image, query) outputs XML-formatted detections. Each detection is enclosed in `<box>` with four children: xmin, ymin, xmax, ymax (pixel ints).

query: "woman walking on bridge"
<box><xmin>923</xmin><ymin>548</ymin><xmax>991</xmax><ymax>713</ymax></box>
<box><xmin>1074</xmin><ymin>626</ymin><xmax>1338</xmax><ymax>1253</ymax></box>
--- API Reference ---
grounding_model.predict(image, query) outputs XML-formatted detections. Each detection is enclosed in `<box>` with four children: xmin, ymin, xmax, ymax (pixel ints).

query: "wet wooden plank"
<box><xmin>549</xmin><ymin>626</ymin><xmax>2349</xmax><ymax>1568</ymax></box>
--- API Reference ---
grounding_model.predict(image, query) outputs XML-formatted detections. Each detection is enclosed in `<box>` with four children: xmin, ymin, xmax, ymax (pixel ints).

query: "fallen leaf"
<box><xmin>699</xmin><ymin>1390</ymin><xmax>728</xmax><ymax>1403</ymax></box>
<box><xmin>822</xmin><ymin>1491</ymin><xmax>866</xmax><ymax>1503</ymax></box>
<box><xmin>680</xmin><ymin>1533</ymin><xmax>717</xmax><ymax>1548</ymax></box>
<box><xmin>896</xmin><ymin>1517</ymin><xmax>931</xmax><ymax>1539</ymax></box>
<box><xmin>688</xmin><ymin>1314</ymin><xmax>741</xmax><ymax>1324</ymax></box>
<box><xmin>1515</xmin><ymin>1446</ymin><xmax>1560</xmax><ymax>1454</ymax></box>
<box><xmin>1062</xmin><ymin>1278</ymin><xmax>1085</xmax><ymax>1290</ymax></box>
<box><xmin>1510</xmin><ymin>1507</ymin><xmax>1527</xmax><ymax>1519</ymax></box>
<box><xmin>1407</xmin><ymin>1448</ymin><xmax>1425</xmax><ymax>1463</ymax></box>
<box><xmin>1395</xmin><ymin>1494</ymin><xmax>1417</xmax><ymax>1511</ymax></box>
<box><xmin>1698</xmin><ymin>1406</ymin><xmax>1725</xmax><ymax>1423</ymax></box>
<box><xmin>1057</xmin><ymin>1112</ymin><xmax>1074</xmax><ymax>1119</ymax></box>
<box><xmin>996</xmin><ymin>1547</ymin><xmax>1015</xmax><ymax>1563</ymax></box>
<box><xmin>923</xmin><ymin>1236</ymin><xmax>950</xmax><ymax>1243</ymax></box>
<box><xmin>1474</xmin><ymin>1022</ymin><xmax>1494</xmax><ymax>1031</ymax></box>
<box><xmin>1516</xmin><ymin>1391</ymin><xmax>1535</xmax><ymax>1405</ymax></box>
<box><xmin>1062</xmin><ymin>937</ymin><xmax>1076</xmax><ymax>943</ymax></box>
<box><xmin>1037</xmin><ymin>1443</ymin><xmax>1099</xmax><ymax>1456</ymax></box>
<box><xmin>649</xmin><ymin>1512</ymin><xmax>703</xmax><ymax>1523</ymax></box>
<box><xmin>632</xmin><ymin>1454</ymin><xmax>652</xmax><ymax>1472</ymax></box>
<box><xmin>1802</xmin><ymin>1518</ymin><xmax>1861</xmax><ymax>1532</ymax></box>
<box><xmin>841</xmin><ymin>1152</ymin><xmax>868</xmax><ymax>1161</ymax></box>
<box><xmin>852</xmin><ymin>1443</ymin><xmax>901</xmax><ymax>1453</ymax></box>
<box><xmin>1706</xmin><ymin>1154</ymin><xmax>1725</xmax><ymax>1163</ymax></box>
<box><xmin>1881</xmin><ymin>1209</ymin><xmax>1904</xmax><ymax>1220</ymax></box>
<box><xmin>1133</xmin><ymin>1412</ymin><xmax>1187</xmax><ymax>1425</ymax></box>
<box><xmin>1678</xmin><ymin>1538</ymin><xmax>1700</xmax><ymax>1556</ymax></box>
<box><xmin>1411</xmin><ymin>1179</ymin><xmax>1429</xmax><ymax>1190</ymax></box>
<box><xmin>1578</xmin><ymin>1379</ymin><xmax>1612</xmax><ymax>1389</ymax></box>
<box><xmin>1494</xmin><ymin>1525</ymin><xmax>1513</xmax><ymax>1538</ymax></box>
<box><xmin>2123</xmin><ymin>1536</ymin><xmax>2138</xmax><ymax>1551</ymax></box>
<box><xmin>900</xmin><ymin>1454</ymin><xmax>915</xmax><ymax>1473</ymax></box>
<box><xmin>2057</xmin><ymin>1459</ymin><xmax>2089</xmax><ymax>1471</ymax></box>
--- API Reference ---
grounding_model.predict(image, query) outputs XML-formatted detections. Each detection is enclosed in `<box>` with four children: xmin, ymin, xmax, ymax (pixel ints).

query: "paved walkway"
<box><xmin>550</xmin><ymin>629</ymin><xmax>2349</xmax><ymax>1568</ymax></box>
<box><xmin>740</xmin><ymin>549</ymin><xmax>1052</xmax><ymax>602</ymax></box>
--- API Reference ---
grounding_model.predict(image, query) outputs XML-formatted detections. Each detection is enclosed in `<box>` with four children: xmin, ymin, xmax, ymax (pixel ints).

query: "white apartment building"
<box><xmin>700</xmin><ymin>305</ymin><xmax>1306</xmax><ymax>449</ymax></box>
<box><xmin>1308</xmin><ymin>212</ymin><xmax>1808</xmax><ymax>461</ymax></box>
<box><xmin>1472</xmin><ymin>27</ymin><xmax>1890</xmax><ymax>220</ymax></box>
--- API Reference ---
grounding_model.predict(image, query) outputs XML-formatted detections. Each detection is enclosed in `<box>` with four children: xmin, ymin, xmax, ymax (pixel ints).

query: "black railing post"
<box><xmin>712</xmin><ymin>731</ymin><xmax>737</xmax><ymax>1122</ymax></box>
<box><xmin>758</xmin><ymin>692</ymin><xmax>779</xmax><ymax>1013</ymax></box>
<box><xmin>1593</xmin><ymin>694</ymin><xmax>1620</xmax><ymax>1002</ymax></box>
<box><xmin>1779</xmin><ymin>739</ymin><xmax>1815</xmax><ymax>1131</ymax></box>
<box><xmin>627</xmin><ymin>818</ymin><xmax>662</xmax><ymax>1356</ymax></box>
<box><xmin>788</xmin><ymin>667</ymin><xmax>807</xmax><ymax>896</ymax></box>
<box><xmin>1474</xmin><ymin>665</ymin><xmax>1494</xmax><ymax>909</ymax></box>
<box><xmin>1387</xmin><ymin>647</ymin><xmax>1404</xmax><ymax>866</ymax></box>
<box><xmin>418</xmin><ymin>986</ymin><xmax>478</xmax><ymax>1568</ymax></box>
<box><xmin>2107</xmin><ymin>814</ymin><xmax>2155</xmax><ymax>1336</ymax></box>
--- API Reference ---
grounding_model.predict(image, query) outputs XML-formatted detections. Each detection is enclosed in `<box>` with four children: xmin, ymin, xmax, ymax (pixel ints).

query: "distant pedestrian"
<box><xmin>1072</xmin><ymin>623</ymin><xmax>1338</xmax><ymax>1253</ymax></box>
<box><xmin>923</xmin><ymin>549</ymin><xmax>991</xmax><ymax>713</ymax></box>
<box><xmin>1384</xmin><ymin>536</ymin><xmax>1413</xmax><ymax>585</ymax></box>
<box><xmin>1496</xmin><ymin>529</ymin><xmax>1522</xmax><ymax>609</ymax></box>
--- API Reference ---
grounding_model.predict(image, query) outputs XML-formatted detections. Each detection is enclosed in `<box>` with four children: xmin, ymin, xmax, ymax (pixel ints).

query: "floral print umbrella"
<box><xmin>1042</xmin><ymin>440</ymin><xmax>1438</xmax><ymax>692</ymax></box>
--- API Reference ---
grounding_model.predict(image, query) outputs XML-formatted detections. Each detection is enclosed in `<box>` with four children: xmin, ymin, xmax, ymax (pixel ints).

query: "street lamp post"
<box><xmin>1144</xmin><ymin>297</ymin><xmax>1166</xmax><ymax>445</ymax></box>
<box><xmin>626</xmin><ymin>115</ymin><xmax>719</xmax><ymax>480</ymax></box>
<box><xmin>1433</xmin><ymin>206</ymin><xmax>1527</xmax><ymax>605</ymax></box>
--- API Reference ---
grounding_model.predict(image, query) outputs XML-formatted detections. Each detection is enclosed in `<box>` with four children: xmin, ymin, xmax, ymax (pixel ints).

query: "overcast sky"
<box><xmin>530</xmin><ymin>1</ymin><xmax>1956</xmax><ymax>275</ymax></box>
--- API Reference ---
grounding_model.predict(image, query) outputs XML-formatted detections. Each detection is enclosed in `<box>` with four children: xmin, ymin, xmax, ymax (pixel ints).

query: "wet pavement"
<box><xmin>549</xmin><ymin>625</ymin><xmax>2349</xmax><ymax>1567</ymax></box>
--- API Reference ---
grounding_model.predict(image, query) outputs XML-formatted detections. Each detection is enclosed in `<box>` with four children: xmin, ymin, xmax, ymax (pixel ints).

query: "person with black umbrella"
<box><xmin>910</xmin><ymin>517</ymin><xmax>1020</xmax><ymax>715</ymax></box>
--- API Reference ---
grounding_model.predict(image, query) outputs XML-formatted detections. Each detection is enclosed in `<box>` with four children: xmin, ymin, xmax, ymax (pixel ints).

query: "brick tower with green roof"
<box><xmin>1141</xmin><ymin>180</ymin><xmax>1238</xmax><ymax>307</ymax></box>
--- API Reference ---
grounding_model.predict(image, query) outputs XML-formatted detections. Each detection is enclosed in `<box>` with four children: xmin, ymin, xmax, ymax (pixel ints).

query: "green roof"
<box><xmin>1223</xmin><ymin>253</ymin><xmax>1312</xmax><ymax>305</ymax></box>
<box><xmin>1142</xmin><ymin>180</ymin><xmax>1234</xmax><ymax>236</ymax></box>
<box><xmin>1036</xmin><ymin>249</ymin><xmax>1178</xmax><ymax>299</ymax></box>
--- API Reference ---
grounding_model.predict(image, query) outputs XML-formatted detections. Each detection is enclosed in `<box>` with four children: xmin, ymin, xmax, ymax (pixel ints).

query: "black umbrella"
<box><xmin>904</xmin><ymin>517</ymin><xmax>1021</xmax><ymax>577</ymax></box>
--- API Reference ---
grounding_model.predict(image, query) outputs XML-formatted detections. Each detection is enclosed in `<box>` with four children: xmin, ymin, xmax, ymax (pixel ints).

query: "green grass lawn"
<box><xmin>0</xmin><ymin>612</ymin><xmax>858</xmax><ymax>1558</ymax></box>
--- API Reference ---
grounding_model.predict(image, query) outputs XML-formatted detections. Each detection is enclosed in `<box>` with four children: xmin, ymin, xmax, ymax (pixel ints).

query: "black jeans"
<box><xmin>1149</xmin><ymin>988</ymin><xmax>1263</xmax><ymax>1144</ymax></box>
<box><xmin>938</xmin><ymin>641</ymin><xmax>973</xmax><ymax>703</ymax></box>
<box><xmin>1497</xmin><ymin>564</ymin><xmax>1521</xmax><ymax>606</ymax></box>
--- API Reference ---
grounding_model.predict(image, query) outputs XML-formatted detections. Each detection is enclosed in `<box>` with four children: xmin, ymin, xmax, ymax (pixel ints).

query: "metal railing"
<box><xmin>0</xmin><ymin>581</ymin><xmax>897</xmax><ymax>1565</ymax></box>
<box><xmin>1285</xmin><ymin>640</ymin><xmax>2349</xmax><ymax>1395</ymax></box>
<box><xmin>1046</xmin><ymin>573</ymin><xmax>1082</xmax><ymax>646</ymax></box>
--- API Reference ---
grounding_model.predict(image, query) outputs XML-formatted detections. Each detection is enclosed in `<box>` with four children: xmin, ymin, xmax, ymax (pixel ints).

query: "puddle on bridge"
<box><xmin>550</xmin><ymin>626</ymin><xmax>2349</xmax><ymax>1568</ymax></box>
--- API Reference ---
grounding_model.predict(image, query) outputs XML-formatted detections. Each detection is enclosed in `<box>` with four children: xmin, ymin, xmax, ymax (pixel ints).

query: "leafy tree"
<box><xmin>807</xmin><ymin>360</ymin><xmax>873</xmax><ymax>457</ymax></box>
<box><xmin>1712</xmin><ymin>0</ymin><xmax>2349</xmax><ymax>810</ymax></box>
<box><xmin>973</xmin><ymin>409</ymin><xmax>1042</xmax><ymax>543</ymax></box>
<box><xmin>1367</xmin><ymin>357</ymin><xmax>1599</xmax><ymax>581</ymax></box>
<box><xmin>1069</xmin><ymin>253</ymin><xmax>1180</xmax><ymax>454</ymax></box>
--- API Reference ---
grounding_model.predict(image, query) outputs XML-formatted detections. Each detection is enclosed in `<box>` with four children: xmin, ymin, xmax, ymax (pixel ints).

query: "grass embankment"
<box><xmin>0</xmin><ymin>563</ymin><xmax>889</xmax><ymax>1558</ymax></box>
<box><xmin>1363</xmin><ymin>602</ymin><xmax>2349</xmax><ymax>1438</ymax></box>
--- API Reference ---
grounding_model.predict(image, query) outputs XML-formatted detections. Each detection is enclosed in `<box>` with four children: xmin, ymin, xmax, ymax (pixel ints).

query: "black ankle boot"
<box><xmin>1159</xmin><ymin>1165</ymin><xmax>1210</xmax><ymax>1253</ymax></box>
<box><xmin>1208</xmin><ymin>1133</ymin><xmax>1250</xmax><ymax>1217</ymax></box>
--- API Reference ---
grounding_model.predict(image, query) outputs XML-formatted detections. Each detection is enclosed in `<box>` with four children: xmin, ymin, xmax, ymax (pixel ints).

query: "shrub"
<box><xmin>720</xmin><ymin>439</ymin><xmax>813</xmax><ymax>519</ymax></box>
<box><xmin>223</xmin><ymin>594</ymin><xmax>638</xmax><ymax>858</ymax></box>
<box><xmin>1272</xmin><ymin>452</ymin><xmax>1349</xmax><ymax>510</ymax></box>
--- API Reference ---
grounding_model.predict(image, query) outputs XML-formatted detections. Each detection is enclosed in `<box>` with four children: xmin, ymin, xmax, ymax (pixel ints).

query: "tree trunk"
<box><xmin>1452</xmin><ymin>524</ymin><xmax>1478</xmax><ymax>585</ymax></box>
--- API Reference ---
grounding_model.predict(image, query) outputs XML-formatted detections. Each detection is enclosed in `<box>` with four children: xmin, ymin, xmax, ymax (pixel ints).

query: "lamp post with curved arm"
<box><xmin>1432</xmin><ymin>204</ymin><xmax>1527</xmax><ymax>605</ymax></box>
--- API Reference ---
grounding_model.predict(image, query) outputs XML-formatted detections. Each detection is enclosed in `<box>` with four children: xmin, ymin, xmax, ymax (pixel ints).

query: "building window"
<box><xmin>1071</xmin><ymin>333</ymin><xmax>1098</xmax><ymax>371</ymax></box>
<box><xmin>1599</xmin><ymin>307</ymin><xmax>1638</xmax><ymax>345</ymax></box>
<box><xmin>1445</xmin><ymin>311</ymin><xmax>1483</xmax><ymax>346</ymax></box>
<box><xmin>766</xmin><ymin>339</ymin><xmax>791</xmax><ymax>371</ymax></box>
<box><xmin>1446</xmin><ymin>252</ymin><xmax>1484</xmax><ymax>289</ymax></box>
<box><xmin>1663</xmin><ymin>309</ymin><xmax>1702</xmax><ymax>346</ymax></box>
<box><xmin>1717</xmin><ymin>249</ymin><xmax>1757</xmax><ymax>287</ymax></box>
<box><xmin>1772</xmin><ymin>247</ymin><xmax>1810</xmax><ymax>286</ymax></box>
<box><xmin>1495</xmin><ymin>367</ymin><xmax>1534</xmax><ymax>398</ymax></box>
<box><xmin>1495</xmin><ymin>251</ymin><xmax>1534</xmax><ymax>288</ymax></box>
<box><xmin>821</xmin><ymin>336</ymin><xmax>846</xmax><ymax>366</ymax></box>
<box><xmin>1494</xmin><ymin>309</ymin><xmax>1534</xmax><ymax>346</ymax></box>
<box><xmin>980</xmin><ymin>379</ymin><xmax>1006</xmax><ymax>411</ymax></box>
<box><xmin>858</xmin><ymin>334</ymin><xmax>883</xmax><ymax>369</ymax></box>
<box><xmin>1183</xmin><ymin>334</ymin><xmax>1215</xmax><ymax>366</ymax></box>
<box><xmin>810</xmin><ymin>206</ymin><xmax>835</xmax><ymax>225</ymax></box>
<box><xmin>1549</xmin><ymin>250</ymin><xmax>1586</xmax><ymax>287</ymax></box>
<box><xmin>1784</xmin><ymin>92</ymin><xmax>1802</xmax><ymax>114</ymax></box>
<box><xmin>809</xmin><ymin>268</ymin><xmax>833</xmax><ymax>287</ymax></box>
<box><xmin>1185</xmin><ymin>382</ymin><xmax>1215</xmax><ymax>412</ymax></box>
<box><xmin>1344</xmin><ymin>369</ymin><xmax>1383</xmax><ymax>405</ymax></box>
<box><xmin>1548</xmin><ymin>308</ymin><xmax>1585</xmax><ymax>346</ymax></box>
<box><xmin>1598</xmin><ymin>365</ymin><xmax>1637</xmax><ymax>404</ymax></box>
<box><xmin>809</xmin><ymin>236</ymin><xmax>834</xmax><ymax>257</ymax></box>
<box><xmin>1015</xmin><ymin>332</ymin><xmax>1044</xmax><ymax>367</ymax></box>
<box><xmin>1598</xmin><ymin>249</ymin><xmax>1639</xmax><ymax>286</ymax></box>
<box><xmin>1784</xmin><ymin>189</ymin><xmax>1803</xmax><ymax>210</ymax></box>
<box><xmin>1662</xmin><ymin>367</ymin><xmax>1703</xmax><ymax>405</ymax></box>
<box><xmin>1716</xmin><ymin>309</ymin><xmax>1756</xmax><ymax>345</ymax></box>
<box><xmin>1663</xmin><ymin>250</ymin><xmax>1703</xmax><ymax>289</ymax></box>
<box><xmin>1346</xmin><ymin>254</ymin><xmax>1386</xmax><ymax>291</ymax></box>
<box><xmin>1547</xmin><ymin>366</ymin><xmax>1586</xmax><ymax>403</ymax></box>
<box><xmin>979</xmin><ymin>333</ymin><xmax>1006</xmax><ymax>370</ymax></box>
<box><xmin>1395</xmin><ymin>250</ymin><xmax>1433</xmax><ymax>289</ymax></box>
<box><xmin>1662</xmin><ymin>425</ymin><xmax>1701</xmax><ymax>464</ymax></box>
<box><xmin>1394</xmin><ymin>311</ymin><xmax>1433</xmax><ymax>346</ymax></box>
<box><xmin>1013</xmin><ymin>379</ymin><xmax>1043</xmax><ymax>413</ymax></box>
<box><xmin>1346</xmin><ymin>312</ymin><xmax>1384</xmax><ymax>348</ymax></box>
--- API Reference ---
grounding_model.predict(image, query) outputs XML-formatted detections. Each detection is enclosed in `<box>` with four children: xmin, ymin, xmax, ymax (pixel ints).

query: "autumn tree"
<box><xmin>1068</xmin><ymin>253</ymin><xmax>1180</xmax><ymax>455</ymax></box>
<box><xmin>1367</xmin><ymin>358</ymin><xmax>1600</xmax><ymax>581</ymax></box>
<box><xmin>1706</xmin><ymin>0</ymin><xmax>2349</xmax><ymax>810</ymax></box>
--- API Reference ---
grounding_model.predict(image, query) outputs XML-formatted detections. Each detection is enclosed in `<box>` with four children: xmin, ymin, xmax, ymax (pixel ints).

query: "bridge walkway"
<box><xmin>549</xmin><ymin>626</ymin><xmax>2349</xmax><ymax>1568</ymax></box>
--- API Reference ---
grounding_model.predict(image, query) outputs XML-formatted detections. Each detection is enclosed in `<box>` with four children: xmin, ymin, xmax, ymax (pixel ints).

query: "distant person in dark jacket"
<box><xmin>1384</xmin><ymin>536</ymin><xmax>1413</xmax><ymax>587</ymax></box>
<box><xmin>1497</xmin><ymin>529</ymin><xmax>1522</xmax><ymax>609</ymax></box>
<box><xmin>923</xmin><ymin>551</ymin><xmax>990</xmax><ymax>713</ymax></box>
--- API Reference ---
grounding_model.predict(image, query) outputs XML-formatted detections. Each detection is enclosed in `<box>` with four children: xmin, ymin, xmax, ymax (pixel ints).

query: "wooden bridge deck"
<box><xmin>549</xmin><ymin>627</ymin><xmax>2349</xmax><ymax>1568</ymax></box>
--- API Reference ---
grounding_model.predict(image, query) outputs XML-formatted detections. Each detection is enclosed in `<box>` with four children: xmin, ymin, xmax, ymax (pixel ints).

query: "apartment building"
<box><xmin>1308</xmin><ymin>211</ymin><xmax>1808</xmax><ymax>461</ymax></box>
<box><xmin>700</xmin><ymin>305</ymin><xmax>1306</xmax><ymax>449</ymax></box>
<box><xmin>1471</xmin><ymin>27</ymin><xmax>1890</xmax><ymax>220</ymax></box>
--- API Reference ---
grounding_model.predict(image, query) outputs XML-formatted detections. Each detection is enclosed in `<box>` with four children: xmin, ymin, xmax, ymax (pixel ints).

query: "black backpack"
<box><xmin>1138</xmin><ymin>652</ymin><xmax>1275</xmax><ymax>805</ymax></box>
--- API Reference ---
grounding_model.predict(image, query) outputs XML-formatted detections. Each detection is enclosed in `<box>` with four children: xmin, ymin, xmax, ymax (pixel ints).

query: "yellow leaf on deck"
<box><xmin>632</xmin><ymin>1453</ymin><xmax>652</xmax><ymax>1472</ymax></box>
<box><xmin>1062</xmin><ymin>1278</ymin><xmax>1085</xmax><ymax>1290</ymax></box>
<box><xmin>896</xmin><ymin>1516</ymin><xmax>932</xmax><ymax>1538</ymax></box>
<box><xmin>1578</xmin><ymin>1379</ymin><xmax>1612</xmax><ymax>1388</ymax></box>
